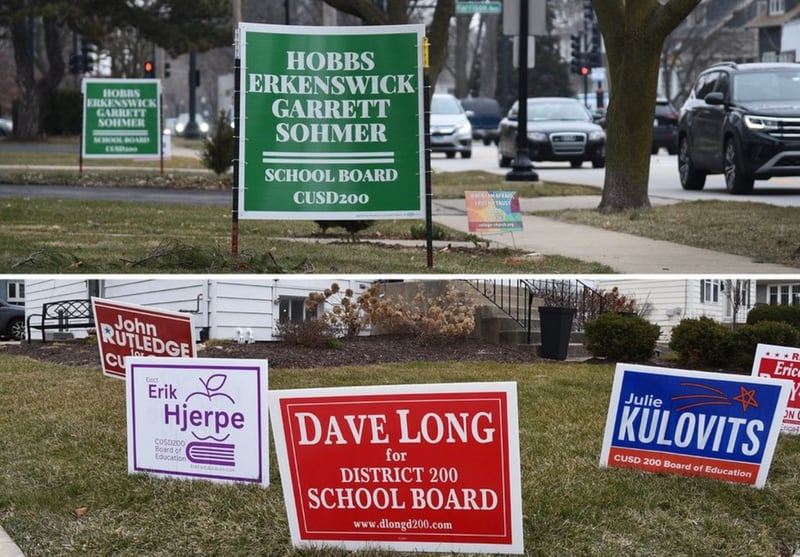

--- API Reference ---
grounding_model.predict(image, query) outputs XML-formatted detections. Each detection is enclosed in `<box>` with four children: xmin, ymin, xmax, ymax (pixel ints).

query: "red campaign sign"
<box><xmin>752</xmin><ymin>343</ymin><xmax>800</xmax><ymax>432</ymax></box>
<box><xmin>92</xmin><ymin>297</ymin><xmax>196</xmax><ymax>379</ymax></box>
<box><xmin>268</xmin><ymin>383</ymin><xmax>523</xmax><ymax>554</ymax></box>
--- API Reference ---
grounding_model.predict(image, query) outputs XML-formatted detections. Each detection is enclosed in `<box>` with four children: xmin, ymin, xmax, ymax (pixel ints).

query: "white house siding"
<box><xmin>594</xmin><ymin>279</ymin><xmax>756</xmax><ymax>343</ymax></box>
<box><xmin>23</xmin><ymin>277</ymin><xmax>373</xmax><ymax>342</ymax></box>
<box><xmin>596</xmin><ymin>279</ymin><xmax>691</xmax><ymax>343</ymax></box>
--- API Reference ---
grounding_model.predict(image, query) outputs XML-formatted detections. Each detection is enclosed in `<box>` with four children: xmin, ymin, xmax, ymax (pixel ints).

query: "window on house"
<box><xmin>700</xmin><ymin>279</ymin><xmax>720</xmax><ymax>303</ymax></box>
<box><xmin>6</xmin><ymin>281</ymin><xmax>24</xmax><ymax>304</ymax></box>
<box><xmin>769</xmin><ymin>0</ymin><xmax>785</xmax><ymax>15</ymax></box>
<box><xmin>278</xmin><ymin>296</ymin><xmax>315</xmax><ymax>322</ymax></box>
<box><xmin>768</xmin><ymin>284</ymin><xmax>800</xmax><ymax>305</ymax></box>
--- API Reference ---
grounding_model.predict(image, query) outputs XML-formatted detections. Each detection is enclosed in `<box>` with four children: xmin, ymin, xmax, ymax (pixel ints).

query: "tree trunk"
<box><xmin>479</xmin><ymin>15</ymin><xmax>498</xmax><ymax>98</ymax></box>
<box><xmin>593</xmin><ymin>0</ymin><xmax>700</xmax><ymax>212</ymax></box>
<box><xmin>599</xmin><ymin>44</ymin><xmax>661</xmax><ymax>211</ymax></box>
<box><xmin>454</xmin><ymin>15</ymin><xmax>470</xmax><ymax>97</ymax></box>
<box><xmin>11</xmin><ymin>17</ymin><xmax>39</xmax><ymax>139</ymax></box>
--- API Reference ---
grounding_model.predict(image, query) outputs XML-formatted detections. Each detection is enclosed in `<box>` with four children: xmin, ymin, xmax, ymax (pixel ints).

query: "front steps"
<box><xmin>380</xmin><ymin>280</ymin><xmax>591</xmax><ymax>360</ymax></box>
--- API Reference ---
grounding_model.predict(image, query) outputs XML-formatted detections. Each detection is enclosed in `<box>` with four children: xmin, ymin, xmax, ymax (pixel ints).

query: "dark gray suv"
<box><xmin>677</xmin><ymin>62</ymin><xmax>800</xmax><ymax>194</ymax></box>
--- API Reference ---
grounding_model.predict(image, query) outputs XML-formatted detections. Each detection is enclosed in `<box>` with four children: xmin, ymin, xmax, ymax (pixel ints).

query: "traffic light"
<box><xmin>144</xmin><ymin>60</ymin><xmax>155</xmax><ymax>78</ymax></box>
<box><xmin>570</xmin><ymin>34</ymin><xmax>582</xmax><ymax>74</ymax></box>
<box><xmin>68</xmin><ymin>53</ymin><xmax>81</xmax><ymax>75</ymax></box>
<box><xmin>583</xmin><ymin>0</ymin><xmax>595</xmax><ymax>23</ymax></box>
<box><xmin>580</xmin><ymin>66</ymin><xmax>590</xmax><ymax>77</ymax></box>
<box><xmin>164</xmin><ymin>62</ymin><xmax>171</xmax><ymax>78</ymax></box>
<box><xmin>589</xmin><ymin>26</ymin><xmax>603</xmax><ymax>67</ymax></box>
<box><xmin>80</xmin><ymin>40</ymin><xmax>97</xmax><ymax>73</ymax></box>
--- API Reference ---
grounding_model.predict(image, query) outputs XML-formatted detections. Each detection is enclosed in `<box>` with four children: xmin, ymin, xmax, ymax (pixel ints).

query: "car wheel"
<box><xmin>498</xmin><ymin>152</ymin><xmax>512</xmax><ymax>168</ymax></box>
<box><xmin>482</xmin><ymin>138</ymin><xmax>491</xmax><ymax>146</ymax></box>
<box><xmin>678</xmin><ymin>137</ymin><xmax>706</xmax><ymax>190</ymax></box>
<box><xmin>570</xmin><ymin>159</ymin><xmax>583</xmax><ymax>168</ymax></box>
<box><xmin>446</xmin><ymin>152</ymin><xmax>456</xmax><ymax>159</ymax></box>
<box><xmin>592</xmin><ymin>158</ymin><xmax>605</xmax><ymax>169</ymax></box>
<box><xmin>461</xmin><ymin>150</ymin><xmax>472</xmax><ymax>159</ymax></box>
<box><xmin>651</xmin><ymin>145</ymin><xmax>659</xmax><ymax>155</ymax></box>
<box><xmin>667</xmin><ymin>143</ymin><xmax>678</xmax><ymax>155</ymax></box>
<box><xmin>724</xmin><ymin>138</ymin><xmax>754</xmax><ymax>194</ymax></box>
<box><xmin>7</xmin><ymin>317</ymin><xmax>24</xmax><ymax>341</ymax></box>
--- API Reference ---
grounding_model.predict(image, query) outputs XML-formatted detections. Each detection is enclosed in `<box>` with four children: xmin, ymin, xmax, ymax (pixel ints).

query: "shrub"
<box><xmin>306</xmin><ymin>283</ymin><xmax>362</xmax><ymax>337</ymax></box>
<box><xmin>669</xmin><ymin>316</ymin><xmax>733</xmax><ymax>369</ymax></box>
<box><xmin>746</xmin><ymin>304</ymin><xmax>800</xmax><ymax>329</ymax></box>
<box><xmin>732</xmin><ymin>320</ymin><xmax>800</xmax><ymax>369</ymax></box>
<box><xmin>201</xmin><ymin>110</ymin><xmax>234</xmax><ymax>175</ymax></box>
<box><xmin>274</xmin><ymin>318</ymin><xmax>338</xmax><ymax>347</ymax></box>
<box><xmin>306</xmin><ymin>282</ymin><xmax>476</xmax><ymax>339</ymax></box>
<box><xmin>584</xmin><ymin>312</ymin><xmax>660</xmax><ymax>363</ymax></box>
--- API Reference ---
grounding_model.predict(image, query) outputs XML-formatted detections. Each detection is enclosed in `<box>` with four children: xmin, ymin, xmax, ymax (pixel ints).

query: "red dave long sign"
<box><xmin>752</xmin><ymin>343</ymin><xmax>800</xmax><ymax>433</ymax></box>
<box><xmin>92</xmin><ymin>297</ymin><xmax>196</xmax><ymax>379</ymax></box>
<box><xmin>268</xmin><ymin>382</ymin><xmax>523</xmax><ymax>554</ymax></box>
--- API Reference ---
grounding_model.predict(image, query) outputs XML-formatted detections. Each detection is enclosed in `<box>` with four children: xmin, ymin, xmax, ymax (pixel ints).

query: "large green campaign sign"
<box><xmin>237</xmin><ymin>23</ymin><xmax>425</xmax><ymax>220</ymax></box>
<box><xmin>82</xmin><ymin>78</ymin><xmax>161</xmax><ymax>158</ymax></box>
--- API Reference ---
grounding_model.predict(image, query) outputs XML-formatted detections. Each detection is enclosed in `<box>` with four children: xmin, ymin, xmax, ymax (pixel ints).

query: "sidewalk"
<box><xmin>430</xmin><ymin>196</ymin><xmax>800</xmax><ymax>274</ymax></box>
<box><xmin>0</xmin><ymin>526</ymin><xmax>23</xmax><ymax>557</ymax></box>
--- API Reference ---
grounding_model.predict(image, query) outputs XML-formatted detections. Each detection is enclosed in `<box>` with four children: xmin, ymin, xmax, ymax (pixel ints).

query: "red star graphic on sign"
<box><xmin>733</xmin><ymin>386</ymin><xmax>758</xmax><ymax>412</ymax></box>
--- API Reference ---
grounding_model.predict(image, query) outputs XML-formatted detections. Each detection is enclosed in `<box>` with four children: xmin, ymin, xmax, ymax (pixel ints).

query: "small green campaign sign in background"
<box><xmin>237</xmin><ymin>23</ymin><xmax>425</xmax><ymax>220</ymax></box>
<box><xmin>82</xmin><ymin>78</ymin><xmax>161</xmax><ymax>158</ymax></box>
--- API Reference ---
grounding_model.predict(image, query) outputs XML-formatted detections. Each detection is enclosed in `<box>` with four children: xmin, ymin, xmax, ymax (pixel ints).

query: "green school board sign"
<box><xmin>82</xmin><ymin>79</ymin><xmax>161</xmax><ymax>158</ymax></box>
<box><xmin>237</xmin><ymin>23</ymin><xmax>425</xmax><ymax>220</ymax></box>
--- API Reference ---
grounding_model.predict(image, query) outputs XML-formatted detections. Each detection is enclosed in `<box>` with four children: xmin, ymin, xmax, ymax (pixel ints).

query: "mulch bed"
<box><xmin>0</xmin><ymin>334</ymin><xmax>540</xmax><ymax>370</ymax></box>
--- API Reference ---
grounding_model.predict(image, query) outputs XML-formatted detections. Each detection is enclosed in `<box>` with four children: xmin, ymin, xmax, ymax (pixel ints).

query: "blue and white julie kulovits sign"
<box><xmin>125</xmin><ymin>357</ymin><xmax>269</xmax><ymax>486</ymax></box>
<box><xmin>600</xmin><ymin>364</ymin><xmax>791</xmax><ymax>488</ymax></box>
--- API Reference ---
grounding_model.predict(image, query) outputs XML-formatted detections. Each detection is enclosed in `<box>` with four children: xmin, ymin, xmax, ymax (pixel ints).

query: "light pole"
<box><xmin>506</xmin><ymin>0</ymin><xmax>538</xmax><ymax>182</ymax></box>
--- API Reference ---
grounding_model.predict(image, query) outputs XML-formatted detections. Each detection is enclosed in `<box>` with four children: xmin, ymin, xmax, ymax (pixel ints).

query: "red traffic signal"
<box><xmin>580</xmin><ymin>66</ymin><xmax>590</xmax><ymax>76</ymax></box>
<box><xmin>143</xmin><ymin>60</ymin><xmax>155</xmax><ymax>78</ymax></box>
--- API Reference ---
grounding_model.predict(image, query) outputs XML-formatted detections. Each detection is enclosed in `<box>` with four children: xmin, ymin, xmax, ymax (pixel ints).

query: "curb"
<box><xmin>0</xmin><ymin>526</ymin><xmax>24</xmax><ymax>557</ymax></box>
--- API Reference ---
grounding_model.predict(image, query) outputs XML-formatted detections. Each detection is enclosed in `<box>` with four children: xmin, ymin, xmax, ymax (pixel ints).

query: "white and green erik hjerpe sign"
<box><xmin>237</xmin><ymin>23</ymin><xmax>425</xmax><ymax>220</ymax></box>
<box><xmin>82</xmin><ymin>78</ymin><xmax>161</xmax><ymax>158</ymax></box>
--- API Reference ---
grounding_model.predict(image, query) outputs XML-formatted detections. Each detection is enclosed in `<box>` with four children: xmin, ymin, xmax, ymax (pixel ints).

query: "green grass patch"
<box><xmin>1</xmin><ymin>355</ymin><xmax>799</xmax><ymax>556</ymax></box>
<box><xmin>431</xmin><ymin>170</ymin><xmax>599</xmax><ymax>198</ymax></box>
<box><xmin>534</xmin><ymin>200</ymin><xmax>800</xmax><ymax>267</ymax></box>
<box><xmin>0</xmin><ymin>198</ymin><xmax>611</xmax><ymax>273</ymax></box>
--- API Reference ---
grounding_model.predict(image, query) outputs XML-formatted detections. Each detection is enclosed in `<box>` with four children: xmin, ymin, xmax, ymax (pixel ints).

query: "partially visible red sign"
<box><xmin>92</xmin><ymin>297</ymin><xmax>196</xmax><ymax>379</ymax></box>
<box><xmin>268</xmin><ymin>382</ymin><xmax>523</xmax><ymax>554</ymax></box>
<box><xmin>752</xmin><ymin>343</ymin><xmax>800</xmax><ymax>433</ymax></box>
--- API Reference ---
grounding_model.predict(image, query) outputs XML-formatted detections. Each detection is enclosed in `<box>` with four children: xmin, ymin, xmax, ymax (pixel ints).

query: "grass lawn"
<box><xmin>1</xmin><ymin>355</ymin><xmax>799</xmax><ymax>556</ymax></box>
<box><xmin>534</xmin><ymin>200</ymin><xmax>800</xmax><ymax>268</ymax></box>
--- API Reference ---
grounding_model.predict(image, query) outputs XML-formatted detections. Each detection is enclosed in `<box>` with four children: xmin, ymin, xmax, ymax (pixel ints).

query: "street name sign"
<box><xmin>82</xmin><ymin>78</ymin><xmax>161</xmax><ymax>158</ymax></box>
<box><xmin>236</xmin><ymin>23</ymin><xmax>425</xmax><ymax>220</ymax></box>
<box><xmin>456</xmin><ymin>1</ymin><xmax>503</xmax><ymax>14</ymax></box>
<box><xmin>269</xmin><ymin>382</ymin><xmax>523</xmax><ymax>553</ymax></box>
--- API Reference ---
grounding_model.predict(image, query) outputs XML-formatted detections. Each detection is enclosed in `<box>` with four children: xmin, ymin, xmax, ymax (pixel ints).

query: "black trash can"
<box><xmin>538</xmin><ymin>306</ymin><xmax>576</xmax><ymax>360</ymax></box>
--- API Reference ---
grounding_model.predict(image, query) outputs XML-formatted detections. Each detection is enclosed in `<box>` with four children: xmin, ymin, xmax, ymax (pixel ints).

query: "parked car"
<box><xmin>652</xmin><ymin>96</ymin><xmax>678</xmax><ymax>155</ymax></box>
<box><xmin>430</xmin><ymin>93</ymin><xmax>472</xmax><ymax>159</ymax></box>
<box><xmin>678</xmin><ymin>61</ymin><xmax>800</xmax><ymax>194</ymax></box>
<box><xmin>498</xmin><ymin>97</ymin><xmax>606</xmax><ymax>168</ymax></box>
<box><xmin>460</xmin><ymin>96</ymin><xmax>501</xmax><ymax>145</ymax></box>
<box><xmin>173</xmin><ymin>113</ymin><xmax>210</xmax><ymax>137</ymax></box>
<box><xmin>0</xmin><ymin>117</ymin><xmax>12</xmax><ymax>137</ymax></box>
<box><xmin>0</xmin><ymin>300</ymin><xmax>25</xmax><ymax>341</ymax></box>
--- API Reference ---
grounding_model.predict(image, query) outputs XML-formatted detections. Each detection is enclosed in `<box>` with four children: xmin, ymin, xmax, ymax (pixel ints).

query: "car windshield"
<box><xmin>733</xmin><ymin>71</ymin><xmax>800</xmax><ymax>103</ymax></box>
<box><xmin>431</xmin><ymin>96</ymin><xmax>463</xmax><ymax>115</ymax></box>
<box><xmin>526</xmin><ymin>101</ymin><xmax>590</xmax><ymax>121</ymax></box>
